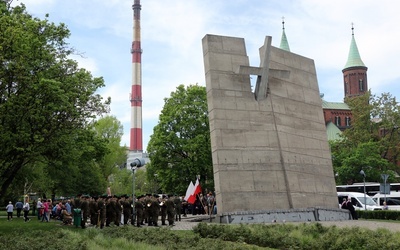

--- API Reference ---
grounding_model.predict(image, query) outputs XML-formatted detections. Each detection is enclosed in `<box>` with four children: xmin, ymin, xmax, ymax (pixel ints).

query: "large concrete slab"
<box><xmin>202</xmin><ymin>34</ymin><xmax>339</xmax><ymax>220</ymax></box>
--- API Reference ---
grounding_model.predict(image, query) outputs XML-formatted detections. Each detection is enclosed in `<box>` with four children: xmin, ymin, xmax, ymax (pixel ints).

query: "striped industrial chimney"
<box><xmin>130</xmin><ymin>0</ymin><xmax>143</xmax><ymax>152</ymax></box>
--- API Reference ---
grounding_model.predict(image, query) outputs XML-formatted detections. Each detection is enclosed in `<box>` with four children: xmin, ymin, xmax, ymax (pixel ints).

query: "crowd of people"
<box><xmin>5</xmin><ymin>199</ymin><xmax>31</xmax><ymax>222</ymax></box>
<box><xmin>4</xmin><ymin>192</ymin><xmax>216</xmax><ymax>228</ymax></box>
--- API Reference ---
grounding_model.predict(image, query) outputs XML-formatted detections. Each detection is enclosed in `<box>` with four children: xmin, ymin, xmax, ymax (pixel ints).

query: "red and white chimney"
<box><xmin>130</xmin><ymin>0</ymin><xmax>143</xmax><ymax>152</ymax></box>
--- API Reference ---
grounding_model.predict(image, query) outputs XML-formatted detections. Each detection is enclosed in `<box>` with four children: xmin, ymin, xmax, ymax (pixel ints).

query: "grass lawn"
<box><xmin>0</xmin><ymin>216</ymin><xmax>81</xmax><ymax>234</ymax></box>
<box><xmin>0</xmin><ymin>217</ymin><xmax>269</xmax><ymax>250</ymax></box>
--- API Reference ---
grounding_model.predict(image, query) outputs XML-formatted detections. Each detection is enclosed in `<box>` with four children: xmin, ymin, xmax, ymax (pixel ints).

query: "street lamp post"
<box><xmin>381</xmin><ymin>174</ymin><xmax>390</xmax><ymax>204</ymax></box>
<box><xmin>130</xmin><ymin>165</ymin><xmax>137</xmax><ymax>226</ymax></box>
<box><xmin>130</xmin><ymin>158</ymin><xmax>145</xmax><ymax>226</ymax></box>
<box><xmin>359</xmin><ymin>170</ymin><xmax>366</xmax><ymax>211</ymax></box>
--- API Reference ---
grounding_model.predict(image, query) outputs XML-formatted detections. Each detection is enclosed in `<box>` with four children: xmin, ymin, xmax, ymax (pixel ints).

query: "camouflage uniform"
<box><xmin>115</xmin><ymin>197</ymin><xmax>122</xmax><ymax>226</ymax></box>
<box><xmin>174</xmin><ymin>196</ymin><xmax>182</xmax><ymax>221</ymax></box>
<box><xmin>160</xmin><ymin>196</ymin><xmax>167</xmax><ymax>225</ymax></box>
<box><xmin>73</xmin><ymin>197</ymin><xmax>81</xmax><ymax>210</ymax></box>
<box><xmin>166</xmin><ymin>197</ymin><xmax>176</xmax><ymax>225</ymax></box>
<box><xmin>106</xmin><ymin>197</ymin><xmax>117</xmax><ymax>226</ymax></box>
<box><xmin>134</xmin><ymin>198</ymin><xmax>144</xmax><ymax>227</ymax></box>
<box><xmin>80</xmin><ymin>197</ymin><xmax>89</xmax><ymax>229</ymax></box>
<box><xmin>122</xmin><ymin>197</ymin><xmax>131</xmax><ymax>225</ymax></box>
<box><xmin>97</xmin><ymin>197</ymin><xmax>107</xmax><ymax>229</ymax></box>
<box><xmin>89</xmin><ymin>197</ymin><xmax>98</xmax><ymax>226</ymax></box>
<box><xmin>149</xmin><ymin>197</ymin><xmax>160</xmax><ymax>226</ymax></box>
<box><xmin>130</xmin><ymin>197</ymin><xmax>136</xmax><ymax>226</ymax></box>
<box><xmin>143</xmin><ymin>195</ymin><xmax>152</xmax><ymax>225</ymax></box>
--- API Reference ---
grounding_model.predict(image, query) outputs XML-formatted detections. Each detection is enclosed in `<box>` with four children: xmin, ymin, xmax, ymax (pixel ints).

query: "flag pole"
<box><xmin>209</xmin><ymin>198</ymin><xmax>215</xmax><ymax>222</ymax></box>
<box><xmin>197</xmin><ymin>193</ymin><xmax>207</xmax><ymax>214</ymax></box>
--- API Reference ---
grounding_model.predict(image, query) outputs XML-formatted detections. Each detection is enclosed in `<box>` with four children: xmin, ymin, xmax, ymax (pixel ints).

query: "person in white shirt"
<box><xmin>36</xmin><ymin>198</ymin><xmax>43</xmax><ymax>220</ymax></box>
<box><xmin>6</xmin><ymin>201</ymin><xmax>14</xmax><ymax>221</ymax></box>
<box><xmin>23</xmin><ymin>200</ymin><xmax>30</xmax><ymax>222</ymax></box>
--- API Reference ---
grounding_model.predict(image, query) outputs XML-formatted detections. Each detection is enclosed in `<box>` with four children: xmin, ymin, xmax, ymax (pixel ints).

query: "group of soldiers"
<box><xmin>71</xmin><ymin>193</ymin><xmax>183</xmax><ymax>229</ymax></box>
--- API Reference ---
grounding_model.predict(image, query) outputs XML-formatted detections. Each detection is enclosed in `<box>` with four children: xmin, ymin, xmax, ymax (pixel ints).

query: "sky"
<box><xmin>13</xmin><ymin>0</ymin><xmax>400</xmax><ymax>151</ymax></box>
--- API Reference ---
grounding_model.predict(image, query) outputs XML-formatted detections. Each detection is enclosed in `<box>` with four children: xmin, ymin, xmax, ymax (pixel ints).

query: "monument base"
<box><xmin>217</xmin><ymin>207</ymin><xmax>351</xmax><ymax>224</ymax></box>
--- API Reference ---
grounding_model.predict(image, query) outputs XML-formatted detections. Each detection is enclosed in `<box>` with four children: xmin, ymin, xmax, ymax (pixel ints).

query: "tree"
<box><xmin>147</xmin><ymin>84</ymin><xmax>213</xmax><ymax>195</ymax></box>
<box><xmin>93</xmin><ymin>115</ymin><xmax>127</xmax><ymax>180</ymax></box>
<box><xmin>108</xmin><ymin>168</ymin><xmax>134</xmax><ymax>196</ymax></box>
<box><xmin>0</xmin><ymin>2</ymin><xmax>110</xmax><ymax>198</ymax></box>
<box><xmin>332</xmin><ymin>140</ymin><xmax>391</xmax><ymax>184</ymax></box>
<box><xmin>331</xmin><ymin>91</ymin><xmax>400</xmax><ymax>184</ymax></box>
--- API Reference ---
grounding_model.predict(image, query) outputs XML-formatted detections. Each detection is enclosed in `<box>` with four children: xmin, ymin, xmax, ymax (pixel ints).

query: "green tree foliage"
<box><xmin>331</xmin><ymin>91</ymin><xmax>400</xmax><ymax>184</ymax></box>
<box><xmin>0</xmin><ymin>2</ymin><xmax>110</xmax><ymax>198</ymax></box>
<box><xmin>108</xmin><ymin>168</ymin><xmax>133</xmax><ymax>196</ymax></box>
<box><xmin>93</xmin><ymin>115</ymin><xmax>127</xmax><ymax>180</ymax></box>
<box><xmin>135</xmin><ymin>163</ymin><xmax>159</xmax><ymax>195</ymax></box>
<box><xmin>147</xmin><ymin>84</ymin><xmax>213</xmax><ymax>195</ymax></box>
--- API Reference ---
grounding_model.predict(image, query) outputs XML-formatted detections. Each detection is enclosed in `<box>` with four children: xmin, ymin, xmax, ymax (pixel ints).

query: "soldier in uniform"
<box><xmin>130</xmin><ymin>196</ymin><xmax>136</xmax><ymax>226</ymax></box>
<box><xmin>149</xmin><ymin>194</ymin><xmax>160</xmax><ymax>226</ymax></box>
<box><xmin>115</xmin><ymin>196</ymin><xmax>122</xmax><ymax>226</ymax></box>
<box><xmin>97</xmin><ymin>195</ymin><xmax>107</xmax><ymax>229</ymax></box>
<box><xmin>182</xmin><ymin>197</ymin><xmax>188</xmax><ymax>217</ymax></box>
<box><xmin>134</xmin><ymin>195</ymin><xmax>144</xmax><ymax>227</ymax></box>
<box><xmin>89</xmin><ymin>196</ymin><xmax>98</xmax><ymax>226</ymax></box>
<box><xmin>80</xmin><ymin>195</ymin><xmax>90</xmax><ymax>229</ymax></box>
<box><xmin>122</xmin><ymin>195</ymin><xmax>131</xmax><ymax>225</ymax></box>
<box><xmin>160</xmin><ymin>195</ymin><xmax>167</xmax><ymax>225</ymax></box>
<box><xmin>174</xmin><ymin>195</ymin><xmax>182</xmax><ymax>221</ymax></box>
<box><xmin>106</xmin><ymin>196</ymin><xmax>117</xmax><ymax>227</ymax></box>
<box><xmin>166</xmin><ymin>195</ymin><xmax>176</xmax><ymax>226</ymax></box>
<box><xmin>73</xmin><ymin>194</ymin><xmax>81</xmax><ymax>210</ymax></box>
<box><xmin>143</xmin><ymin>194</ymin><xmax>152</xmax><ymax>226</ymax></box>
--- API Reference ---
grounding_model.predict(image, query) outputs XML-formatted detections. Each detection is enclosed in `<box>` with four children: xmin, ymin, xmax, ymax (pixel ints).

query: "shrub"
<box><xmin>357</xmin><ymin>210</ymin><xmax>400</xmax><ymax>220</ymax></box>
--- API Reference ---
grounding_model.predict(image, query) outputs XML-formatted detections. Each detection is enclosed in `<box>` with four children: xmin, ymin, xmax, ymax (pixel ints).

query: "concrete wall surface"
<box><xmin>202</xmin><ymin>34</ymin><xmax>338</xmax><ymax>217</ymax></box>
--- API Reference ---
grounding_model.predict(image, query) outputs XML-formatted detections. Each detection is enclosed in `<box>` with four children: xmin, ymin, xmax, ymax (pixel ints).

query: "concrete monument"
<box><xmin>202</xmin><ymin>34</ymin><xmax>348</xmax><ymax>223</ymax></box>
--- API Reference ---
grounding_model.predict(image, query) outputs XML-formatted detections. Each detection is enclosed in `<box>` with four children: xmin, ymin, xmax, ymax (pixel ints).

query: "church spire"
<box><xmin>343</xmin><ymin>23</ymin><xmax>366</xmax><ymax>69</ymax></box>
<box><xmin>342</xmin><ymin>23</ymin><xmax>368</xmax><ymax>99</ymax></box>
<box><xmin>279</xmin><ymin>17</ymin><xmax>290</xmax><ymax>52</ymax></box>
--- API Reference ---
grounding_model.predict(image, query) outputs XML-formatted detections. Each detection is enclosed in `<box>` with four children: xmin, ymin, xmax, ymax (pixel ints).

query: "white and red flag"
<box><xmin>184</xmin><ymin>181</ymin><xmax>194</xmax><ymax>202</ymax></box>
<box><xmin>187</xmin><ymin>178</ymin><xmax>202</xmax><ymax>204</ymax></box>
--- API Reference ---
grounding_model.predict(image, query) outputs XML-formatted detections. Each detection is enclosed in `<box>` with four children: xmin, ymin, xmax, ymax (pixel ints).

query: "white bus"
<box><xmin>336</xmin><ymin>183</ymin><xmax>400</xmax><ymax>197</ymax></box>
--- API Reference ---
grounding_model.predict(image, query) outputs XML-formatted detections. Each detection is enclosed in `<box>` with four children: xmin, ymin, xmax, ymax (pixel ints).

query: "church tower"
<box><xmin>342</xmin><ymin>24</ymin><xmax>368</xmax><ymax>99</ymax></box>
<box><xmin>279</xmin><ymin>17</ymin><xmax>290</xmax><ymax>52</ymax></box>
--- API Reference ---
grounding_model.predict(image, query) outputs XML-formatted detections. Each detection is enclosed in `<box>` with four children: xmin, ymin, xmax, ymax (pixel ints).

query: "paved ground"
<box><xmin>169</xmin><ymin>215</ymin><xmax>400</xmax><ymax>232</ymax></box>
<box><xmin>169</xmin><ymin>214</ymin><xmax>208</xmax><ymax>230</ymax></box>
<box><xmin>3</xmin><ymin>214</ymin><xmax>399</xmax><ymax>232</ymax></box>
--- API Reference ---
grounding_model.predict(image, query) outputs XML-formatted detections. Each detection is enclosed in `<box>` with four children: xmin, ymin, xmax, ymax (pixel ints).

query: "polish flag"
<box><xmin>193</xmin><ymin>178</ymin><xmax>202</xmax><ymax>196</ymax></box>
<box><xmin>187</xmin><ymin>179</ymin><xmax>202</xmax><ymax>204</ymax></box>
<box><xmin>184</xmin><ymin>181</ymin><xmax>194</xmax><ymax>201</ymax></box>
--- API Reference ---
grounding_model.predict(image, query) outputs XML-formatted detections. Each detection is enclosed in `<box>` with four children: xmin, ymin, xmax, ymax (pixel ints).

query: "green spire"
<box><xmin>279</xmin><ymin>17</ymin><xmax>290</xmax><ymax>52</ymax></box>
<box><xmin>344</xmin><ymin>24</ymin><xmax>366</xmax><ymax>69</ymax></box>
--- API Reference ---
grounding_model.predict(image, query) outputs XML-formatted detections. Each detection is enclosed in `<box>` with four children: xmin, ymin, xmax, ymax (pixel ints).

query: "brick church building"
<box><xmin>323</xmin><ymin>27</ymin><xmax>368</xmax><ymax>140</ymax></box>
<box><xmin>279</xmin><ymin>23</ymin><xmax>367</xmax><ymax>140</ymax></box>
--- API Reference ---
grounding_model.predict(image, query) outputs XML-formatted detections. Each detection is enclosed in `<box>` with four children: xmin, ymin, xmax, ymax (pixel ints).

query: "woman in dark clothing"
<box><xmin>346</xmin><ymin>198</ymin><xmax>358</xmax><ymax>220</ymax></box>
